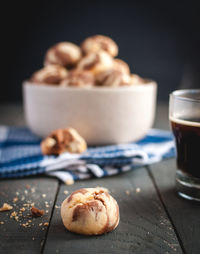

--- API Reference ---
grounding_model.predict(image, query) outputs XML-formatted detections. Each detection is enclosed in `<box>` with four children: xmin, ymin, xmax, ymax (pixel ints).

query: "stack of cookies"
<box><xmin>30</xmin><ymin>35</ymin><xmax>145</xmax><ymax>88</ymax></box>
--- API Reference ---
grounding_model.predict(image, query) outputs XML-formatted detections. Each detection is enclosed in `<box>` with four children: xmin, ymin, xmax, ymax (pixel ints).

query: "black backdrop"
<box><xmin>2</xmin><ymin>0</ymin><xmax>200</xmax><ymax>102</ymax></box>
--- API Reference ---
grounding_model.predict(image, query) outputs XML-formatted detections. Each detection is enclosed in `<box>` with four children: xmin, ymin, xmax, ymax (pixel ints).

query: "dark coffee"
<box><xmin>170</xmin><ymin>117</ymin><xmax>200</xmax><ymax>178</ymax></box>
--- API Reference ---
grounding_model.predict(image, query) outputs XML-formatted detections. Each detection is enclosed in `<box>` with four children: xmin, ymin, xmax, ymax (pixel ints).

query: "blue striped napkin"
<box><xmin>0</xmin><ymin>126</ymin><xmax>175</xmax><ymax>183</ymax></box>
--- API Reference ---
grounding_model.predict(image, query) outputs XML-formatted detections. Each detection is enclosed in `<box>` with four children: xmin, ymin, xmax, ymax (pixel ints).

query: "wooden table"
<box><xmin>0</xmin><ymin>104</ymin><xmax>200</xmax><ymax>254</ymax></box>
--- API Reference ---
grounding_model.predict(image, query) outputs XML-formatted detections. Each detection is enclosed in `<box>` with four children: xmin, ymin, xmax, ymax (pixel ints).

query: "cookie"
<box><xmin>61</xmin><ymin>187</ymin><xmax>119</xmax><ymax>235</ymax></box>
<box><xmin>41</xmin><ymin>128</ymin><xmax>87</xmax><ymax>155</ymax></box>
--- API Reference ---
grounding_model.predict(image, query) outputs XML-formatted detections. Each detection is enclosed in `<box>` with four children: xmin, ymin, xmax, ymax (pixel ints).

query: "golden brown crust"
<box><xmin>67</xmin><ymin>189</ymin><xmax>88</xmax><ymax>203</ymax></box>
<box><xmin>44</xmin><ymin>42</ymin><xmax>81</xmax><ymax>68</ymax></box>
<box><xmin>130</xmin><ymin>73</ymin><xmax>145</xmax><ymax>85</ymax></box>
<box><xmin>41</xmin><ymin>128</ymin><xmax>87</xmax><ymax>155</ymax></box>
<box><xmin>95</xmin><ymin>69</ymin><xmax>130</xmax><ymax>87</ymax></box>
<box><xmin>60</xmin><ymin>69</ymin><xmax>95</xmax><ymax>87</ymax></box>
<box><xmin>61</xmin><ymin>187</ymin><xmax>120</xmax><ymax>235</ymax></box>
<box><xmin>81</xmin><ymin>35</ymin><xmax>118</xmax><ymax>57</ymax></box>
<box><xmin>30</xmin><ymin>65</ymin><xmax>68</xmax><ymax>85</ymax></box>
<box><xmin>113</xmin><ymin>58</ymin><xmax>130</xmax><ymax>75</ymax></box>
<box><xmin>77</xmin><ymin>51</ymin><xmax>113</xmax><ymax>75</ymax></box>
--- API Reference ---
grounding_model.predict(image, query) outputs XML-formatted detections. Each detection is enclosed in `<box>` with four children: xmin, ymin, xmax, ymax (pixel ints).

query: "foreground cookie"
<box><xmin>61</xmin><ymin>187</ymin><xmax>119</xmax><ymax>235</ymax></box>
<box><xmin>41</xmin><ymin>128</ymin><xmax>87</xmax><ymax>155</ymax></box>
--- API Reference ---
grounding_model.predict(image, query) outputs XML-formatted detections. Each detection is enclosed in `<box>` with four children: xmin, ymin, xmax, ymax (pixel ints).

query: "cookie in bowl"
<box><xmin>113</xmin><ymin>58</ymin><xmax>130</xmax><ymax>75</ymax></box>
<box><xmin>30</xmin><ymin>65</ymin><xmax>68</xmax><ymax>85</ymax></box>
<box><xmin>61</xmin><ymin>187</ymin><xmax>120</xmax><ymax>235</ymax></box>
<box><xmin>60</xmin><ymin>69</ymin><xmax>95</xmax><ymax>87</ymax></box>
<box><xmin>96</xmin><ymin>69</ymin><xmax>130</xmax><ymax>87</ymax></box>
<box><xmin>44</xmin><ymin>42</ymin><xmax>82</xmax><ymax>68</ymax></box>
<box><xmin>77</xmin><ymin>51</ymin><xmax>113</xmax><ymax>75</ymax></box>
<box><xmin>81</xmin><ymin>35</ymin><xmax>118</xmax><ymax>57</ymax></box>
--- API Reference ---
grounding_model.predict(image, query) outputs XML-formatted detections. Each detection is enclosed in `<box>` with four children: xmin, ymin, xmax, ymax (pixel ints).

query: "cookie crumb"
<box><xmin>42</xmin><ymin>194</ymin><xmax>46</xmax><ymax>198</ymax></box>
<box><xmin>44</xmin><ymin>222</ymin><xmax>49</xmax><ymax>226</ymax></box>
<box><xmin>0</xmin><ymin>203</ymin><xmax>13</xmax><ymax>211</ymax></box>
<box><xmin>0</xmin><ymin>221</ymin><xmax>4</xmax><ymax>224</ymax></box>
<box><xmin>63</xmin><ymin>190</ymin><xmax>69</xmax><ymax>195</ymax></box>
<box><xmin>136</xmin><ymin>188</ymin><xmax>141</xmax><ymax>193</ymax></box>
<box><xmin>21</xmin><ymin>222</ymin><xmax>29</xmax><ymax>228</ymax></box>
<box><xmin>31</xmin><ymin>206</ymin><xmax>44</xmax><ymax>217</ymax></box>
<box><xmin>32</xmin><ymin>237</ymin><xmax>35</xmax><ymax>241</ymax></box>
<box><xmin>65</xmin><ymin>179</ymin><xmax>74</xmax><ymax>185</ymax></box>
<box><xmin>55</xmin><ymin>205</ymin><xmax>61</xmax><ymax>209</ymax></box>
<box><xmin>125</xmin><ymin>190</ymin><xmax>130</xmax><ymax>195</ymax></box>
<box><xmin>10</xmin><ymin>211</ymin><xmax>17</xmax><ymax>218</ymax></box>
<box><xmin>13</xmin><ymin>197</ymin><xmax>18</xmax><ymax>203</ymax></box>
<box><xmin>20</xmin><ymin>207</ymin><xmax>25</xmax><ymax>212</ymax></box>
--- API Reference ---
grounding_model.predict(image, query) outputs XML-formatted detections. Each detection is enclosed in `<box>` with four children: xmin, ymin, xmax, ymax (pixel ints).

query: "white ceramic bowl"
<box><xmin>23</xmin><ymin>81</ymin><xmax>157</xmax><ymax>145</ymax></box>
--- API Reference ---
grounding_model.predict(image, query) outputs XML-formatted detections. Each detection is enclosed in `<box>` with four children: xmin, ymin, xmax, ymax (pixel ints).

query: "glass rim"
<box><xmin>170</xmin><ymin>89</ymin><xmax>200</xmax><ymax>104</ymax></box>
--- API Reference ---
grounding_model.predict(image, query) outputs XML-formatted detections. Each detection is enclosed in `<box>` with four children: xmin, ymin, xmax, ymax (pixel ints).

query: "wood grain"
<box><xmin>0</xmin><ymin>178</ymin><xmax>58</xmax><ymax>254</ymax></box>
<box><xmin>149</xmin><ymin>159</ymin><xmax>200</xmax><ymax>254</ymax></box>
<box><xmin>43</xmin><ymin>168</ymin><xmax>182</xmax><ymax>254</ymax></box>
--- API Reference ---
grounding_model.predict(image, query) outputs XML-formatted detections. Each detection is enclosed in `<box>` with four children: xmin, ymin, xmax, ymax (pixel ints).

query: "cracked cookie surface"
<box><xmin>61</xmin><ymin>187</ymin><xmax>119</xmax><ymax>235</ymax></box>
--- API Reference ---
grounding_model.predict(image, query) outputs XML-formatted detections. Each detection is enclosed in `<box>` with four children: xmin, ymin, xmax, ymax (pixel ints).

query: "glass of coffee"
<box><xmin>169</xmin><ymin>89</ymin><xmax>200</xmax><ymax>201</ymax></box>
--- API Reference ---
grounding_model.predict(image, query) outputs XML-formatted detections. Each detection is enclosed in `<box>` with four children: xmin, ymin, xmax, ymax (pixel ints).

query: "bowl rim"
<box><xmin>23</xmin><ymin>80</ymin><xmax>157</xmax><ymax>93</ymax></box>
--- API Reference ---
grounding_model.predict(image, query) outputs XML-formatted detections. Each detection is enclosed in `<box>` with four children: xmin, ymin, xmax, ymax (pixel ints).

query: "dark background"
<box><xmin>2</xmin><ymin>0</ymin><xmax>200</xmax><ymax>103</ymax></box>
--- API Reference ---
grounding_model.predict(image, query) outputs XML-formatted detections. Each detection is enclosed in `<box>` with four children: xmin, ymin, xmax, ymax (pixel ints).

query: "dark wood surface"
<box><xmin>0</xmin><ymin>104</ymin><xmax>199</xmax><ymax>254</ymax></box>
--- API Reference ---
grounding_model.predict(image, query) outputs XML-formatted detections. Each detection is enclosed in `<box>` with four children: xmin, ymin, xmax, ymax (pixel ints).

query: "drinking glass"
<box><xmin>169</xmin><ymin>89</ymin><xmax>200</xmax><ymax>201</ymax></box>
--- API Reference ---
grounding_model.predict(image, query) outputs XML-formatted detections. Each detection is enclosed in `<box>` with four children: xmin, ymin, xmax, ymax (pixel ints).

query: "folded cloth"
<box><xmin>0</xmin><ymin>126</ymin><xmax>175</xmax><ymax>183</ymax></box>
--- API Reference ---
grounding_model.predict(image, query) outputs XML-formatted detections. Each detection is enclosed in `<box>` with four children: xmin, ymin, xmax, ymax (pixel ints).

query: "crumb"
<box><xmin>125</xmin><ymin>190</ymin><xmax>130</xmax><ymax>195</ymax></box>
<box><xmin>39</xmin><ymin>223</ymin><xmax>42</xmax><ymax>226</ymax></box>
<box><xmin>16</xmin><ymin>192</ymin><xmax>20</xmax><ymax>196</ymax></box>
<box><xmin>10</xmin><ymin>211</ymin><xmax>17</xmax><ymax>218</ymax></box>
<box><xmin>32</xmin><ymin>237</ymin><xmax>35</xmax><ymax>241</ymax></box>
<box><xmin>31</xmin><ymin>206</ymin><xmax>44</xmax><ymax>217</ymax></box>
<box><xmin>30</xmin><ymin>203</ymin><xmax>35</xmax><ymax>207</ymax></box>
<box><xmin>24</xmin><ymin>190</ymin><xmax>28</xmax><ymax>195</ymax></box>
<box><xmin>42</xmin><ymin>194</ymin><xmax>46</xmax><ymax>198</ymax></box>
<box><xmin>46</xmin><ymin>210</ymin><xmax>49</xmax><ymax>213</ymax></box>
<box><xmin>31</xmin><ymin>188</ymin><xmax>36</xmax><ymax>193</ymax></box>
<box><xmin>28</xmin><ymin>220</ymin><xmax>32</xmax><ymax>223</ymax></box>
<box><xmin>26</xmin><ymin>184</ymin><xmax>31</xmax><ymax>189</ymax></box>
<box><xmin>63</xmin><ymin>190</ymin><xmax>69</xmax><ymax>195</ymax></box>
<box><xmin>13</xmin><ymin>197</ymin><xmax>18</xmax><ymax>203</ymax></box>
<box><xmin>21</xmin><ymin>222</ymin><xmax>29</xmax><ymax>228</ymax></box>
<box><xmin>65</xmin><ymin>179</ymin><xmax>74</xmax><ymax>185</ymax></box>
<box><xmin>0</xmin><ymin>203</ymin><xmax>13</xmax><ymax>211</ymax></box>
<box><xmin>20</xmin><ymin>207</ymin><xmax>25</xmax><ymax>212</ymax></box>
<box><xmin>44</xmin><ymin>222</ymin><xmax>49</xmax><ymax>226</ymax></box>
<box><xmin>21</xmin><ymin>196</ymin><xmax>25</xmax><ymax>201</ymax></box>
<box><xmin>14</xmin><ymin>216</ymin><xmax>19</xmax><ymax>221</ymax></box>
<box><xmin>136</xmin><ymin>188</ymin><xmax>141</xmax><ymax>193</ymax></box>
<box><xmin>55</xmin><ymin>205</ymin><xmax>61</xmax><ymax>209</ymax></box>
<box><xmin>0</xmin><ymin>221</ymin><xmax>4</xmax><ymax>224</ymax></box>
